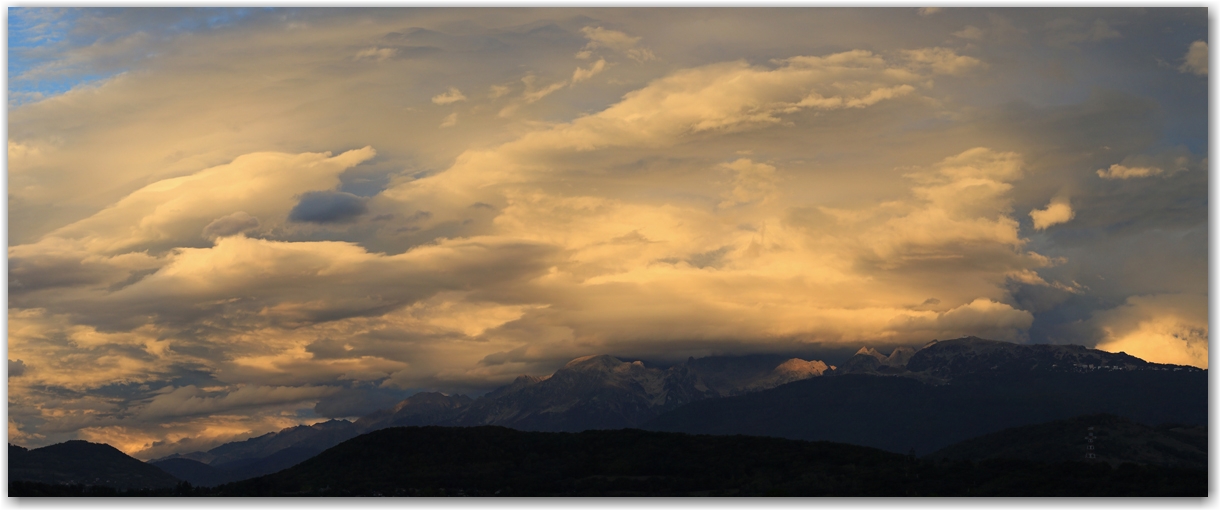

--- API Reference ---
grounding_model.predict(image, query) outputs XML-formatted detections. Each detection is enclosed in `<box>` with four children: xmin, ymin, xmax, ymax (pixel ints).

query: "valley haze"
<box><xmin>6</xmin><ymin>6</ymin><xmax>1208</xmax><ymax>474</ymax></box>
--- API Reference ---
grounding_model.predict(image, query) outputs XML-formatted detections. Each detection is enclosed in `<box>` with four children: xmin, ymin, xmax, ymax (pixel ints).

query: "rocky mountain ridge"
<box><xmin>144</xmin><ymin>337</ymin><xmax>1202</xmax><ymax>486</ymax></box>
<box><xmin>148</xmin><ymin>351</ymin><xmax>833</xmax><ymax>484</ymax></box>
<box><xmin>833</xmin><ymin>336</ymin><xmax>1199</xmax><ymax>382</ymax></box>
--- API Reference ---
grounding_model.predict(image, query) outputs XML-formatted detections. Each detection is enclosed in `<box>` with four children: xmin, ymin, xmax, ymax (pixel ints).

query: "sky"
<box><xmin>6</xmin><ymin>7</ymin><xmax>1209</xmax><ymax>458</ymax></box>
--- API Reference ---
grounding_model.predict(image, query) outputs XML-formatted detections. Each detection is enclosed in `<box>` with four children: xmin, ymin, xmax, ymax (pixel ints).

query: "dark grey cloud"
<box><xmin>289</xmin><ymin>191</ymin><xmax>369</xmax><ymax>224</ymax></box>
<box><xmin>313</xmin><ymin>385</ymin><xmax>410</xmax><ymax>418</ymax></box>
<box><xmin>9</xmin><ymin>359</ymin><xmax>28</xmax><ymax>377</ymax></box>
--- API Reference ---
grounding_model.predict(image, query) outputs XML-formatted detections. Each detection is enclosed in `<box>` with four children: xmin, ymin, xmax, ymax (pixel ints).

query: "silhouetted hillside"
<box><xmin>9</xmin><ymin>440</ymin><xmax>181</xmax><ymax>490</ymax></box>
<box><xmin>928</xmin><ymin>414</ymin><xmax>1206</xmax><ymax>468</ymax></box>
<box><xmin>643</xmin><ymin>370</ymin><xmax>1205</xmax><ymax>454</ymax></box>
<box><xmin>210</xmin><ymin>426</ymin><xmax>1203</xmax><ymax>496</ymax></box>
<box><xmin>148</xmin><ymin>458</ymin><xmax>228</xmax><ymax>487</ymax></box>
<box><xmin>150</xmin><ymin>419</ymin><xmax>361</xmax><ymax>485</ymax></box>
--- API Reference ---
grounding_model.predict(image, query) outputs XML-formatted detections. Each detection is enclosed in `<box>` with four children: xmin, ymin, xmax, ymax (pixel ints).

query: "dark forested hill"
<box><xmin>210</xmin><ymin>426</ymin><xmax>1204</xmax><ymax>496</ymax></box>
<box><xmin>9</xmin><ymin>440</ymin><xmax>181</xmax><ymax>490</ymax></box>
<box><xmin>927</xmin><ymin>413</ymin><xmax>1206</xmax><ymax>468</ymax></box>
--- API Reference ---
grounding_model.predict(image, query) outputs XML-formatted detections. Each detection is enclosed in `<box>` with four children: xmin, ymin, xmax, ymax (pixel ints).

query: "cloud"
<box><xmin>5</xmin><ymin>8</ymin><xmax>1206</xmax><ymax>453</ymax></box>
<box><xmin>1029</xmin><ymin>197</ymin><xmax>1073</xmax><ymax>230</ymax></box>
<box><xmin>1094</xmin><ymin>149</ymin><xmax>1193</xmax><ymax>182</ymax></box>
<box><xmin>10</xmin><ymin>359</ymin><xmax>28</xmax><ymax>377</ymax></box>
<box><xmin>1093</xmin><ymin>294</ymin><xmax>1207</xmax><ymax>368</ymax></box>
<box><xmin>1044</xmin><ymin>18</ymin><xmax>1121</xmax><ymax>47</ymax></box>
<box><xmin>953</xmin><ymin>26</ymin><xmax>984</xmax><ymax>41</ymax></box>
<box><xmin>289</xmin><ymin>191</ymin><xmax>369</xmax><ymax>224</ymax></box>
<box><xmin>917</xmin><ymin>7</ymin><xmax>942</xmax><ymax>16</ymax></box>
<box><xmin>1180</xmin><ymin>41</ymin><xmax>1207</xmax><ymax>76</ymax></box>
<box><xmin>578</xmin><ymin>26</ymin><xmax>656</xmax><ymax>62</ymax></box>
<box><xmin>719</xmin><ymin>159</ymin><xmax>778</xmax><ymax>208</ymax></box>
<box><xmin>355</xmin><ymin>47</ymin><xmax>398</xmax><ymax>62</ymax></box>
<box><xmin>571</xmin><ymin>58</ymin><xmax>607</xmax><ymax>84</ymax></box>
<box><xmin>139</xmin><ymin>384</ymin><xmax>340</xmax><ymax>420</ymax></box>
<box><xmin>1096</xmin><ymin>164</ymin><xmax>1163</xmax><ymax>179</ymax></box>
<box><xmin>202</xmin><ymin>211</ymin><xmax>260</xmax><ymax>239</ymax></box>
<box><xmin>12</xmin><ymin>147</ymin><xmax>375</xmax><ymax>255</ymax></box>
<box><xmin>901</xmin><ymin>47</ymin><xmax>984</xmax><ymax>75</ymax></box>
<box><xmin>313</xmin><ymin>386</ymin><xmax>406</xmax><ymax>418</ymax></box>
<box><xmin>431</xmin><ymin>86</ymin><xmax>467</xmax><ymax>105</ymax></box>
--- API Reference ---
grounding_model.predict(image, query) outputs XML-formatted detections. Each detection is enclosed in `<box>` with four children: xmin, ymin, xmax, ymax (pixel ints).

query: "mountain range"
<box><xmin>643</xmin><ymin>337</ymin><xmax>1205</xmax><ymax>453</ymax></box>
<box><xmin>151</xmin><ymin>351</ymin><xmax>835</xmax><ymax>484</ymax></box>
<box><xmin>10</xmin><ymin>336</ymin><xmax>1206</xmax><ymax>493</ymax></box>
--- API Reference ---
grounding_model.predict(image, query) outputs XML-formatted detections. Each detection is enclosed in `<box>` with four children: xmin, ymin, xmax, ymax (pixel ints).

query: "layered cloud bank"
<box><xmin>8</xmin><ymin>8</ymin><xmax>1207</xmax><ymax>456</ymax></box>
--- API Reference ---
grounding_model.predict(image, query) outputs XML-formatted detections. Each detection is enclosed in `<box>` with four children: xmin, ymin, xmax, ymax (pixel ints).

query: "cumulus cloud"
<box><xmin>1093</xmin><ymin>294</ymin><xmax>1207</xmax><ymax>368</ymax></box>
<box><xmin>1180</xmin><ymin>41</ymin><xmax>1207</xmax><ymax>75</ymax></box>
<box><xmin>1029</xmin><ymin>197</ymin><xmax>1073</xmax><ymax>230</ymax></box>
<box><xmin>10</xmin><ymin>359</ymin><xmax>28</xmax><ymax>377</ymax></box>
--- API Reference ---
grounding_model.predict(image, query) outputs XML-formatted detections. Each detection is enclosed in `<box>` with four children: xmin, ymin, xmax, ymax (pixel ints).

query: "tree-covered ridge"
<box><xmin>206</xmin><ymin>426</ymin><xmax>1203</xmax><ymax>497</ymax></box>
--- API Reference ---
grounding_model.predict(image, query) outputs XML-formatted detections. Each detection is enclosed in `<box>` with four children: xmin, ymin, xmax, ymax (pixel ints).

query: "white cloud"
<box><xmin>1029</xmin><ymin>197</ymin><xmax>1074</xmax><ymax>230</ymax></box>
<box><xmin>1093</xmin><ymin>294</ymin><xmax>1207</xmax><ymax>368</ymax></box>
<box><xmin>13</xmin><ymin>148</ymin><xmax>375</xmax><ymax>256</ymax></box>
<box><xmin>572</xmin><ymin>58</ymin><xmax>607</xmax><ymax>84</ymax></box>
<box><xmin>354</xmin><ymin>47</ymin><xmax>398</xmax><ymax>61</ymax></box>
<box><xmin>1180</xmin><ymin>41</ymin><xmax>1207</xmax><ymax>76</ymax></box>
<box><xmin>431</xmin><ymin>86</ymin><xmax>467</xmax><ymax>105</ymax></box>
<box><xmin>440</xmin><ymin>112</ymin><xmax>458</xmax><ymax>128</ymax></box>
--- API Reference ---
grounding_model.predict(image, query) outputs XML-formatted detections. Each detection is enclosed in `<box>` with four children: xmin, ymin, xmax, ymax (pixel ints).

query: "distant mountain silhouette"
<box><xmin>156</xmin><ymin>351</ymin><xmax>833</xmax><ymax>481</ymax></box>
<box><xmin>151</xmin><ymin>419</ymin><xmax>362</xmax><ymax>486</ymax></box>
<box><xmin>209</xmin><ymin>426</ymin><xmax>1204</xmax><ymax>496</ymax></box>
<box><xmin>643</xmin><ymin>338</ymin><xmax>1205</xmax><ymax>454</ymax></box>
<box><xmin>927</xmin><ymin>413</ymin><xmax>1206</xmax><ymax>469</ymax></box>
<box><xmin>832</xmin><ymin>337</ymin><xmax>1194</xmax><ymax>381</ymax></box>
<box><xmin>10</xmin><ymin>440</ymin><xmax>181</xmax><ymax>490</ymax></box>
<box><xmin>443</xmin><ymin>353</ymin><xmax>831</xmax><ymax>432</ymax></box>
<box><xmin>354</xmin><ymin>392</ymin><xmax>473</xmax><ymax>431</ymax></box>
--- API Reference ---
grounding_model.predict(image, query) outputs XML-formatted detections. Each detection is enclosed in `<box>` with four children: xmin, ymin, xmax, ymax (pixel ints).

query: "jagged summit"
<box><xmin>832</xmin><ymin>336</ymin><xmax>1200</xmax><ymax>382</ymax></box>
<box><xmin>856</xmin><ymin>347</ymin><xmax>886</xmax><ymax>360</ymax></box>
<box><xmin>561</xmin><ymin>354</ymin><xmax>647</xmax><ymax>373</ymax></box>
<box><xmin>391</xmin><ymin>392</ymin><xmax>471</xmax><ymax>413</ymax></box>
